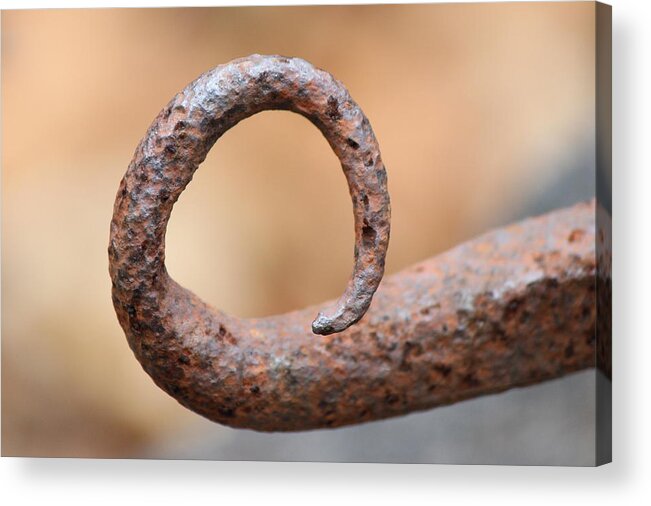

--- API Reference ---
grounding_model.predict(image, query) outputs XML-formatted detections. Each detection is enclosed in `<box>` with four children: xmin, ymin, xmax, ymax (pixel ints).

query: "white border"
<box><xmin>2</xmin><ymin>0</ymin><xmax>649</xmax><ymax>504</ymax></box>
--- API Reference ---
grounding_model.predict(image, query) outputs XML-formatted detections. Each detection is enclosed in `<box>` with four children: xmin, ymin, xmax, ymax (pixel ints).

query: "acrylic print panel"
<box><xmin>1</xmin><ymin>1</ymin><xmax>611</xmax><ymax>465</ymax></box>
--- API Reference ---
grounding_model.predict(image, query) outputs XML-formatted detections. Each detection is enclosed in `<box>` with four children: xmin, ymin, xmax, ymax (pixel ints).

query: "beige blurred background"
<box><xmin>2</xmin><ymin>3</ymin><xmax>597</xmax><ymax>462</ymax></box>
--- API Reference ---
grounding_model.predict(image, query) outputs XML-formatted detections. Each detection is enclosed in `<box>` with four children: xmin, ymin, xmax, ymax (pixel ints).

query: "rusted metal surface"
<box><xmin>110</xmin><ymin>55</ymin><xmax>597</xmax><ymax>432</ymax></box>
<box><xmin>110</xmin><ymin>54</ymin><xmax>389</xmax><ymax>336</ymax></box>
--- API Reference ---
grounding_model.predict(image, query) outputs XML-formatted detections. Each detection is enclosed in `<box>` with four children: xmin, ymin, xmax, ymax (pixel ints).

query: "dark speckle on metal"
<box><xmin>110</xmin><ymin>55</ymin><xmax>598</xmax><ymax>432</ymax></box>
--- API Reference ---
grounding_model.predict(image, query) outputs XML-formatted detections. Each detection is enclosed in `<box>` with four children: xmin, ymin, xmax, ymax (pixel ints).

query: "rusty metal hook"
<box><xmin>110</xmin><ymin>55</ymin><xmax>597</xmax><ymax>432</ymax></box>
<box><xmin>111</xmin><ymin>54</ymin><xmax>390</xmax><ymax>336</ymax></box>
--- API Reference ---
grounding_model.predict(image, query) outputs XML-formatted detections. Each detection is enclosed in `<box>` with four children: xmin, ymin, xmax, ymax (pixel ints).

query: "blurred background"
<box><xmin>2</xmin><ymin>3</ymin><xmax>597</xmax><ymax>464</ymax></box>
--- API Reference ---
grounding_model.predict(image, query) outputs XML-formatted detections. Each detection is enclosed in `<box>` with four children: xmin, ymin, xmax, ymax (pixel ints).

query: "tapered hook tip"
<box><xmin>312</xmin><ymin>313</ymin><xmax>339</xmax><ymax>336</ymax></box>
<box><xmin>311</xmin><ymin>302</ymin><xmax>367</xmax><ymax>335</ymax></box>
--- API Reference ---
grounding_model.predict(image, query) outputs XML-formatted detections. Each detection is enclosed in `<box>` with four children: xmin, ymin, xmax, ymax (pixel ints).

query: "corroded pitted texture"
<box><xmin>110</xmin><ymin>54</ymin><xmax>390</xmax><ymax>337</ymax></box>
<box><xmin>110</xmin><ymin>55</ymin><xmax>597</xmax><ymax>432</ymax></box>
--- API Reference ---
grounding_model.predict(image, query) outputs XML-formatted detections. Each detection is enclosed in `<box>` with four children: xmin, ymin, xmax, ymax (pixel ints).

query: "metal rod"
<box><xmin>110</xmin><ymin>55</ymin><xmax>596</xmax><ymax>432</ymax></box>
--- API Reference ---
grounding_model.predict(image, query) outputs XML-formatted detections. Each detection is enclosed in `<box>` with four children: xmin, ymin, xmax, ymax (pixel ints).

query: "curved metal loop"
<box><xmin>110</xmin><ymin>55</ymin><xmax>597</xmax><ymax>432</ymax></box>
<box><xmin>110</xmin><ymin>54</ymin><xmax>390</xmax><ymax>337</ymax></box>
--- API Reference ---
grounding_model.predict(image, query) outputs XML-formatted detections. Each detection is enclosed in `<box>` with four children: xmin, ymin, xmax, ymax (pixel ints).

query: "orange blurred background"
<box><xmin>2</xmin><ymin>3</ymin><xmax>596</xmax><ymax>462</ymax></box>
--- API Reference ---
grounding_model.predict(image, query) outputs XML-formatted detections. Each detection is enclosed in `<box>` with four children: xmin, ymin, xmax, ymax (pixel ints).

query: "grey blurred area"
<box><xmin>151</xmin><ymin>371</ymin><xmax>597</xmax><ymax>466</ymax></box>
<box><xmin>516</xmin><ymin>132</ymin><xmax>596</xmax><ymax>219</ymax></box>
